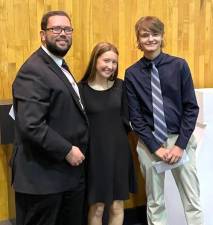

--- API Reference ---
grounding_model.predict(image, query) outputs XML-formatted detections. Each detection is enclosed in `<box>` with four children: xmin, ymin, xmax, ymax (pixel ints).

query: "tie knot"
<box><xmin>62</xmin><ymin>60</ymin><xmax>70</xmax><ymax>71</ymax></box>
<box><xmin>151</xmin><ymin>61</ymin><xmax>156</xmax><ymax>67</ymax></box>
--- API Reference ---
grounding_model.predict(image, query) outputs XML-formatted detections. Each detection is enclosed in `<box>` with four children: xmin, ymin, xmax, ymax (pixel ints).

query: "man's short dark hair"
<box><xmin>41</xmin><ymin>10</ymin><xmax>71</xmax><ymax>30</ymax></box>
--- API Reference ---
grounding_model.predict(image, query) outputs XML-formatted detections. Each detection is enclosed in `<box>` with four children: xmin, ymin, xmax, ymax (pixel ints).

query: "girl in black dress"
<box><xmin>80</xmin><ymin>42</ymin><xmax>136</xmax><ymax>225</ymax></box>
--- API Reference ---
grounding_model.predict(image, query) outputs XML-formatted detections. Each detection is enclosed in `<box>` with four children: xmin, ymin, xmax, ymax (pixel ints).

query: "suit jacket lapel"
<box><xmin>37</xmin><ymin>48</ymin><xmax>87</xmax><ymax>120</ymax></box>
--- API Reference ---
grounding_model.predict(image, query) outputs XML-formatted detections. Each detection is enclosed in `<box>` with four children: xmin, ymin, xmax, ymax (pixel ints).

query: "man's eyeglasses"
<box><xmin>45</xmin><ymin>26</ymin><xmax>74</xmax><ymax>35</ymax></box>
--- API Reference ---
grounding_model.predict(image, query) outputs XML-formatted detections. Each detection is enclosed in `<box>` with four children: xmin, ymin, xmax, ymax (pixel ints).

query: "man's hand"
<box><xmin>154</xmin><ymin>147</ymin><xmax>170</xmax><ymax>162</ymax></box>
<box><xmin>65</xmin><ymin>146</ymin><xmax>85</xmax><ymax>166</ymax></box>
<box><xmin>167</xmin><ymin>145</ymin><xmax>183</xmax><ymax>164</ymax></box>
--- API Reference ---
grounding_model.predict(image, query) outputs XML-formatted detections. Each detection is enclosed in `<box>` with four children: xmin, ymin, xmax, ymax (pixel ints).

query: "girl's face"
<box><xmin>95</xmin><ymin>50</ymin><xmax>118</xmax><ymax>80</ymax></box>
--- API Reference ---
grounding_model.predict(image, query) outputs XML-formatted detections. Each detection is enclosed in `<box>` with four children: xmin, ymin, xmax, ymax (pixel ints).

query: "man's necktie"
<box><xmin>62</xmin><ymin>60</ymin><xmax>71</xmax><ymax>73</ymax></box>
<box><xmin>151</xmin><ymin>62</ymin><xmax>168</xmax><ymax>144</ymax></box>
<box><xmin>61</xmin><ymin>60</ymin><xmax>80</xmax><ymax>97</ymax></box>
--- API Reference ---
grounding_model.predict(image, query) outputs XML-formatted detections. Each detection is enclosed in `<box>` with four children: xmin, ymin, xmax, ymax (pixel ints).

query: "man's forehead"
<box><xmin>48</xmin><ymin>15</ymin><xmax>71</xmax><ymax>25</ymax></box>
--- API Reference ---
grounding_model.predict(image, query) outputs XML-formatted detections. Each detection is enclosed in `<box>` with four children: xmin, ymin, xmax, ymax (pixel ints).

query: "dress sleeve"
<box><xmin>120</xmin><ymin>80</ymin><xmax>132</xmax><ymax>133</ymax></box>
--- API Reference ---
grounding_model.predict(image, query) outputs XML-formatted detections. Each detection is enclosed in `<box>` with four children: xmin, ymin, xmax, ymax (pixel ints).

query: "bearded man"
<box><xmin>11</xmin><ymin>10</ymin><xmax>89</xmax><ymax>225</ymax></box>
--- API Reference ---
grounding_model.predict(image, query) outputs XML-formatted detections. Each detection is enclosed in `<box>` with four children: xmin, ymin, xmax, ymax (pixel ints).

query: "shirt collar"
<box><xmin>140</xmin><ymin>51</ymin><xmax>164</xmax><ymax>68</ymax></box>
<box><xmin>41</xmin><ymin>45</ymin><xmax>63</xmax><ymax>67</ymax></box>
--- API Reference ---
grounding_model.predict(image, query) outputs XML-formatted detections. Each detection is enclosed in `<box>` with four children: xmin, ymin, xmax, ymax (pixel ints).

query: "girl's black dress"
<box><xmin>80</xmin><ymin>79</ymin><xmax>136</xmax><ymax>205</ymax></box>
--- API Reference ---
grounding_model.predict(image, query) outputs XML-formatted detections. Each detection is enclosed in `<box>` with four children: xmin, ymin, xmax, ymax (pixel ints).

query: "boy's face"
<box><xmin>138</xmin><ymin>29</ymin><xmax>163</xmax><ymax>55</ymax></box>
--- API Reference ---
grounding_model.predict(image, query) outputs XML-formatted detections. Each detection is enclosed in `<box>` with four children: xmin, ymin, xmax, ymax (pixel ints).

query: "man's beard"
<box><xmin>46</xmin><ymin>39</ymin><xmax>72</xmax><ymax>57</ymax></box>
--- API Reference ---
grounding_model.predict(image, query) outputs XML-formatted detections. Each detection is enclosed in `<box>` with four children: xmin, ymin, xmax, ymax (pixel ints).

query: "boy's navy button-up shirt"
<box><xmin>124</xmin><ymin>52</ymin><xmax>199</xmax><ymax>153</ymax></box>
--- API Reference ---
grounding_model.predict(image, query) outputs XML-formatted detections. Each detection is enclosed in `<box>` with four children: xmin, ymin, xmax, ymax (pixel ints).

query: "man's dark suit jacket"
<box><xmin>11</xmin><ymin>47</ymin><xmax>89</xmax><ymax>195</ymax></box>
